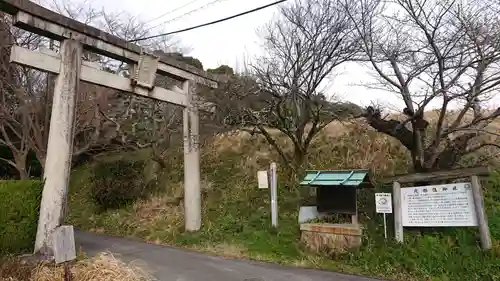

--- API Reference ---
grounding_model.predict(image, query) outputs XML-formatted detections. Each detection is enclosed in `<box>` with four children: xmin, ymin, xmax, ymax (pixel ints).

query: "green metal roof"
<box><xmin>299</xmin><ymin>169</ymin><xmax>373</xmax><ymax>188</ymax></box>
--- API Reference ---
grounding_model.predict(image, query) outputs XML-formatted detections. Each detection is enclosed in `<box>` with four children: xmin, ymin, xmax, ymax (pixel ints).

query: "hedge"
<box><xmin>90</xmin><ymin>159</ymin><xmax>153</xmax><ymax>210</ymax></box>
<box><xmin>0</xmin><ymin>180</ymin><xmax>42</xmax><ymax>254</ymax></box>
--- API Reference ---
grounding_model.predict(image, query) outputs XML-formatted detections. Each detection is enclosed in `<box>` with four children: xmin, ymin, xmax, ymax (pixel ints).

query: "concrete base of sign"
<box><xmin>300</xmin><ymin>223</ymin><xmax>362</xmax><ymax>254</ymax></box>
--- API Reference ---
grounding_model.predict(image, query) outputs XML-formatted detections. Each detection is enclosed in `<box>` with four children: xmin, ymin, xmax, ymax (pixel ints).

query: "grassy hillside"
<box><xmin>67</xmin><ymin>121</ymin><xmax>500</xmax><ymax>281</ymax></box>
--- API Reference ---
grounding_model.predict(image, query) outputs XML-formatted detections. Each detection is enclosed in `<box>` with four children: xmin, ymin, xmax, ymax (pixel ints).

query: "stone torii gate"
<box><xmin>0</xmin><ymin>0</ymin><xmax>218</xmax><ymax>256</ymax></box>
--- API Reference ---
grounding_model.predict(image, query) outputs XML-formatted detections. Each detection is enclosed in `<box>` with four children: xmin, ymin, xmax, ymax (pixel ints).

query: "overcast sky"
<box><xmin>37</xmin><ymin>0</ymin><xmax>500</xmax><ymax>111</ymax></box>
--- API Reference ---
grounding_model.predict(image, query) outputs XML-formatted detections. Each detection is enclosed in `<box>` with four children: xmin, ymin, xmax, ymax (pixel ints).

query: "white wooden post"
<box><xmin>471</xmin><ymin>175</ymin><xmax>492</xmax><ymax>250</ymax></box>
<box><xmin>270</xmin><ymin>162</ymin><xmax>278</xmax><ymax>228</ymax></box>
<box><xmin>34</xmin><ymin>39</ymin><xmax>82</xmax><ymax>254</ymax></box>
<box><xmin>393</xmin><ymin>181</ymin><xmax>403</xmax><ymax>243</ymax></box>
<box><xmin>183</xmin><ymin>80</ymin><xmax>201</xmax><ymax>231</ymax></box>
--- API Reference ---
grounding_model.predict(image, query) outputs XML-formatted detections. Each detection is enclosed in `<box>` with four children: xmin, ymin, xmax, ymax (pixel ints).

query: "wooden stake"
<box><xmin>393</xmin><ymin>181</ymin><xmax>403</xmax><ymax>243</ymax></box>
<box><xmin>270</xmin><ymin>162</ymin><xmax>278</xmax><ymax>228</ymax></box>
<box><xmin>471</xmin><ymin>175</ymin><xmax>492</xmax><ymax>250</ymax></box>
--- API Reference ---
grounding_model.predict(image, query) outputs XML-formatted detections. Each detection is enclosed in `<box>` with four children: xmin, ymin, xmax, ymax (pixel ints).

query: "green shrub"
<box><xmin>89</xmin><ymin>160</ymin><xmax>150</xmax><ymax>210</ymax></box>
<box><xmin>0</xmin><ymin>180</ymin><xmax>42</xmax><ymax>254</ymax></box>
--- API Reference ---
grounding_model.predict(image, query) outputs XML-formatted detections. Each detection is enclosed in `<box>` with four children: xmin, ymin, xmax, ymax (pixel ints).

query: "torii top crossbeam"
<box><xmin>0</xmin><ymin>0</ymin><xmax>219</xmax><ymax>88</ymax></box>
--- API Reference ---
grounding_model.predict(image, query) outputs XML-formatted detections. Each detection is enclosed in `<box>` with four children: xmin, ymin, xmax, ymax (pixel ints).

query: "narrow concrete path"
<box><xmin>75</xmin><ymin>231</ymin><xmax>385</xmax><ymax>281</ymax></box>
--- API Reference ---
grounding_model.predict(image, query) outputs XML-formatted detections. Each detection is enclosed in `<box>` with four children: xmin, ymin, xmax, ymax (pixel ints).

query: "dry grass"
<box><xmin>312</xmin><ymin>121</ymin><xmax>411</xmax><ymax>172</ymax></box>
<box><xmin>208</xmin><ymin>120</ymin><xmax>411</xmax><ymax>177</ymax></box>
<box><xmin>132</xmin><ymin>194</ymin><xmax>184</xmax><ymax>234</ymax></box>
<box><xmin>208</xmin><ymin>111</ymin><xmax>500</xmax><ymax>178</ymax></box>
<box><xmin>0</xmin><ymin>253</ymin><xmax>154</xmax><ymax>281</ymax></box>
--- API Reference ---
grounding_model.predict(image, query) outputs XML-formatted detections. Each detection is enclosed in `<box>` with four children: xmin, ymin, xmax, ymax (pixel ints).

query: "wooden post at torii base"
<box><xmin>0</xmin><ymin>0</ymin><xmax>219</xmax><ymax>256</ymax></box>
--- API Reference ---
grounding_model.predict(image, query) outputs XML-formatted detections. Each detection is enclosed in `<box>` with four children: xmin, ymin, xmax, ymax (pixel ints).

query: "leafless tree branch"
<box><xmin>344</xmin><ymin>0</ymin><xmax>500</xmax><ymax>172</ymax></box>
<box><xmin>206</xmin><ymin>0</ymin><xmax>363</xmax><ymax>172</ymax></box>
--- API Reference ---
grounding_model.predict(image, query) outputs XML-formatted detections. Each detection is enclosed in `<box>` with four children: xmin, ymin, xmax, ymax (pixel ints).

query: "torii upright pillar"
<box><xmin>34</xmin><ymin>39</ymin><xmax>82</xmax><ymax>255</ymax></box>
<box><xmin>183</xmin><ymin>80</ymin><xmax>201</xmax><ymax>231</ymax></box>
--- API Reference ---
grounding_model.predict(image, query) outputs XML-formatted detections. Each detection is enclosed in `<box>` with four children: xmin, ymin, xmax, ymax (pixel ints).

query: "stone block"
<box><xmin>51</xmin><ymin>225</ymin><xmax>76</xmax><ymax>264</ymax></box>
<box><xmin>300</xmin><ymin>223</ymin><xmax>362</xmax><ymax>254</ymax></box>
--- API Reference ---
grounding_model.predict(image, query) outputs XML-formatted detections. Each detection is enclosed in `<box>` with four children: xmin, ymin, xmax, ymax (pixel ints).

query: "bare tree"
<box><xmin>208</xmin><ymin>0</ymin><xmax>361</xmax><ymax>172</ymax></box>
<box><xmin>0</xmin><ymin>13</ymin><xmax>47</xmax><ymax>179</ymax></box>
<box><xmin>344</xmin><ymin>0</ymin><xmax>500</xmax><ymax>172</ymax></box>
<box><xmin>85</xmin><ymin>7</ymin><xmax>194</xmax><ymax>167</ymax></box>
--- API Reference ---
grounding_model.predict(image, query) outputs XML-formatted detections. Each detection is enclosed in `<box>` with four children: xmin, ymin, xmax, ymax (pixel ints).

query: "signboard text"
<box><xmin>401</xmin><ymin>183</ymin><xmax>477</xmax><ymax>227</ymax></box>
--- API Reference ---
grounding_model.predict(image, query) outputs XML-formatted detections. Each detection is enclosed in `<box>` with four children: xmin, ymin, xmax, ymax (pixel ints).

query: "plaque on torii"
<box><xmin>131</xmin><ymin>51</ymin><xmax>160</xmax><ymax>91</ymax></box>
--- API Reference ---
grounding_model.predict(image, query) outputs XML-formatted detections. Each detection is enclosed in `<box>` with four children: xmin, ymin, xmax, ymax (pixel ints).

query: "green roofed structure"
<box><xmin>299</xmin><ymin>169</ymin><xmax>374</xmax><ymax>220</ymax></box>
<box><xmin>298</xmin><ymin>169</ymin><xmax>374</xmax><ymax>254</ymax></box>
<box><xmin>299</xmin><ymin>169</ymin><xmax>373</xmax><ymax>187</ymax></box>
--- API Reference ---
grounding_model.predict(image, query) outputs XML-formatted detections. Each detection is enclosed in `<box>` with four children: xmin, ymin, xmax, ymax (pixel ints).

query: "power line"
<box><xmin>145</xmin><ymin>0</ymin><xmax>227</xmax><ymax>31</ymax></box>
<box><xmin>129</xmin><ymin>0</ymin><xmax>287</xmax><ymax>43</ymax></box>
<box><xmin>145</xmin><ymin>0</ymin><xmax>230</xmax><ymax>33</ymax></box>
<box><xmin>143</xmin><ymin>0</ymin><xmax>204</xmax><ymax>26</ymax></box>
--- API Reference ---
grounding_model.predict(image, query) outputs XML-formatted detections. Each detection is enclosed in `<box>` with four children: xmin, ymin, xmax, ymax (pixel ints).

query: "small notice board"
<box><xmin>375</xmin><ymin>193</ymin><xmax>392</xmax><ymax>214</ymax></box>
<box><xmin>401</xmin><ymin>183</ymin><xmax>477</xmax><ymax>227</ymax></box>
<box><xmin>257</xmin><ymin>170</ymin><xmax>269</xmax><ymax>189</ymax></box>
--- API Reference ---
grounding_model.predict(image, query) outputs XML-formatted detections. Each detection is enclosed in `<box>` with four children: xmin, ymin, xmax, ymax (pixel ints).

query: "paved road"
<box><xmin>75</xmin><ymin>231</ymin><xmax>384</xmax><ymax>281</ymax></box>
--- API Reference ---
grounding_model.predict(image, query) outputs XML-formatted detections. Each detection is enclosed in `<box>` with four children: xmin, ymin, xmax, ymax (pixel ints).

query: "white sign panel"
<box><xmin>375</xmin><ymin>193</ymin><xmax>393</xmax><ymax>213</ymax></box>
<box><xmin>401</xmin><ymin>183</ymin><xmax>477</xmax><ymax>227</ymax></box>
<box><xmin>257</xmin><ymin>170</ymin><xmax>269</xmax><ymax>189</ymax></box>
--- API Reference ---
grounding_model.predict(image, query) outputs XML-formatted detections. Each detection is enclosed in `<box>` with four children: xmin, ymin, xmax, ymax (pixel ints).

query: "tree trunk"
<box><xmin>17</xmin><ymin>166</ymin><xmax>29</xmax><ymax>180</ymax></box>
<box><xmin>411</xmin><ymin>151</ymin><xmax>428</xmax><ymax>173</ymax></box>
<box><xmin>34</xmin><ymin>151</ymin><xmax>46</xmax><ymax>174</ymax></box>
<box><xmin>293</xmin><ymin>145</ymin><xmax>306</xmax><ymax>174</ymax></box>
<box><xmin>13</xmin><ymin>154</ymin><xmax>29</xmax><ymax>180</ymax></box>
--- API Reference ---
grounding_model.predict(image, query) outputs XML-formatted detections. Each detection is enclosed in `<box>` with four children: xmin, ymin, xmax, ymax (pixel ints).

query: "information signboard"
<box><xmin>401</xmin><ymin>183</ymin><xmax>477</xmax><ymax>227</ymax></box>
<box><xmin>375</xmin><ymin>193</ymin><xmax>393</xmax><ymax>214</ymax></box>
